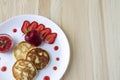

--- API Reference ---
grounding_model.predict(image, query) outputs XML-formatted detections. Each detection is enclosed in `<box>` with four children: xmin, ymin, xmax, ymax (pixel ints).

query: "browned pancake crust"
<box><xmin>26</xmin><ymin>48</ymin><xmax>50</xmax><ymax>70</ymax></box>
<box><xmin>12</xmin><ymin>59</ymin><xmax>37</xmax><ymax>80</ymax></box>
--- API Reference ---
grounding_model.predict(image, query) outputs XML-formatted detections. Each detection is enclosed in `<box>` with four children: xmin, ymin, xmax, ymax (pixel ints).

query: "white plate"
<box><xmin>0</xmin><ymin>15</ymin><xmax>70</xmax><ymax>80</ymax></box>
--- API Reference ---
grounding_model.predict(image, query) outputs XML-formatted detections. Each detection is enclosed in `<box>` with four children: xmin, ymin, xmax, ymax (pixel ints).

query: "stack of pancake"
<box><xmin>12</xmin><ymin>41</ymin><xmax>50</xmax><ymax>80</ymax></box>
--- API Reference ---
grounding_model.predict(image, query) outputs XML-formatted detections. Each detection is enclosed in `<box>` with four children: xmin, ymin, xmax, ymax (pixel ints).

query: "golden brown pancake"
<box><xmin>13</xmin><ymin>41</ymin><xmax>35</xmax><ymax>60</ymax></box>
<box><xmin>26</xmin><ymin>48</ymin><xmax>50</xmax><ymax>70</ymax></box>
<box><xmin>12</xmin><ymin>59</ymin><xmax>37</xmax><ymax>80</ymax></box>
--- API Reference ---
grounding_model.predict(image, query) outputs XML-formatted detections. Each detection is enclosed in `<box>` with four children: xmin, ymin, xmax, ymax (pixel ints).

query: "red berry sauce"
<box><xmin>44</xmin><ymin>76</ymin><xmax>50</xmax><ymax>80</ymax></box>
<box><xmin>53</xmin><ymin>66</ymin><xmax>57</xmax><ymax>71</ymax></box>
<box><xmin>1</xmin><ymin>66</ymin><xmax>7</xmax><ymax>72</ymax></box>
<box><xmin>13</xmin><ymin>28</ymin><xmax>17</xmax><ymax>33</ymax></box>
<box><xmin>0</xmin><ymin>34</ymin><xmax>13</xmax><ymax>53</ymax></box>
<box><xmin>56</xmin><ymin>57</ymin><xmax>60</xmax><ymax>61</ymax></box>
<box><xmin>54</xmin><ymin>46</ymin><xmax>59</xmax><ymax>51</ymax></box>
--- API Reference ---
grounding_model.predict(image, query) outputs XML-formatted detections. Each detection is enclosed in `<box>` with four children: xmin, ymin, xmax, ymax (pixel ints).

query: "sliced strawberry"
<box><xmin>45</xmin><ymin>33</ymin><xmax>57</xmax><ymax>44</ymax></box>
<box><xmin>40</xmin><ymin>28</ymin><xmax>51</xmax><ymax>40</ymax></box>
<box><xmin>36</xmin><ymin>24</ymin><xmax>45</xmax><ymax>33</ymax></box>
<box><xmin>28</xmin><ymin>21</ymin><xmax>38</xmax><ymax>31</ymax></box>
<box><xmin>21</xmin><ymin>20</ymin><xmax>30</xmax><ymax>33</ymax></box>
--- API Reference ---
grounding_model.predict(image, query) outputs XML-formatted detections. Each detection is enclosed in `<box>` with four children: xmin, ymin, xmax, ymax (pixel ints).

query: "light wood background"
<box><xmin>0</xmin><ymin>0</ymin><xmax>120</xmax><ymax>80</ymax></box>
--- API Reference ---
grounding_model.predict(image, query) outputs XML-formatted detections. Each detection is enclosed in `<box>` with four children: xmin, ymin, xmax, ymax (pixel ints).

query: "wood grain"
<box><xmin>0</xmin><ymin>0</ymin><xmax>120</xmax><ymax>80</ymax></box>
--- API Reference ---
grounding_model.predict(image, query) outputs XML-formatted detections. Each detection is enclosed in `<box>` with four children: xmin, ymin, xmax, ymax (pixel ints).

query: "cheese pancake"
<box><xmin>26</xmin><ymin>48</ymin><xmax>50</xmax><ymax>70</ymax></box>
<box><xmin>13</xmin><ymin>41</ymin><xmax>34</xmax><ymax>60</ymax></box>
<box><xmin>12</xmin><ymin>59</ymin><xmax>37</xmax><ymax>80</ymax></box>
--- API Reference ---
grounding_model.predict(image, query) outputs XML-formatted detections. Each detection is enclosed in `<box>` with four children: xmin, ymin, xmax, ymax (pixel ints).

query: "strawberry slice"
<box><xmin>21</xmin><ymin>20</ymin><xmax>30</xmax><ymax>33</ymax></box>
<box><xmin>28</xmin><ymin>21</ymin><xmax>38</xmax><ymax>31</ymax></box>
<box><xmin>36</xmin><ymin>24</ymin><xmax>45</xmax><ymax>33</ymax></box>
<box><xmin>45</xmin><ymin>33</ymin><xmax>57</xmax><ymax>44</ymax></box>
<box><xmin>40</xmin><ymin>28</ymin><xmax>51</xmax><ymax>40</ymax></box>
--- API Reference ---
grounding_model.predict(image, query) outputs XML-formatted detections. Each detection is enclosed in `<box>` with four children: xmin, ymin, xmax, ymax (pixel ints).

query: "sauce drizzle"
<box><xmin>44</xmin><ymin>76</ymin><xmax>50</xmax><ymax>80</ymax></box>
<box><xmin>53</xmin><ymin>66</ymin><xmax>57</xmax><ymax>71</ymax></box>
<box><xmin>13</xmin><ymin>28</ymin><xmax>17</xmax><ymax>33</ymax></box>
<box><xmin>1</xmin><ymin>66</ymin><xmax>7</xmax><ymax>72</ymax></box>
<box><xmin>54</xmin><ymin>46</ymin><xmax>59</xmax><ymax>51</ymax></box>
<box><xmin>56</xmin><ymin>57</ymin><xmax>60</xmax><ymax>61</ymax></box>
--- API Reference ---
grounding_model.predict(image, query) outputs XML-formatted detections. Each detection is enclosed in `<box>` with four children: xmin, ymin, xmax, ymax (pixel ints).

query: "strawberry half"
<box><xmin>40</xmin><ymin>28</ymin><xmax>51</xmax><ymax>40</ymax></box>
<box><xmin>45</xmin><ymin>33</ymin><xmax>57</xmax><ymax>44</ymax></box>
<box><xmin>28</xmin><ymin>21</ymin><xmax>38</xmax><ymax>31</ymax></box>
<box><xmin>36</xmin><ymin>24</ymin><xmax>45</xmax><ymax>33</ymax></box>
<box><xmin>21</xmin><ymin>20</ymin><xmax>30</xmax><ymax>34</ymax></box>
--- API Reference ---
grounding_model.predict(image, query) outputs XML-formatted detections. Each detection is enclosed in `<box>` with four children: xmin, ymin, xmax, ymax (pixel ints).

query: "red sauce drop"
<box><xmin>54</xmin><ymin>46</ymin><xmax>59</xmax><ymax>51</ymax></box>
<box><xmin>56</xmin><ymin>57</ymin><xmax>60</xmax><ymax>61</ymax></box>
<box><xmin>13</xmin><ymin>28</ymin><xmax>17</xmax><ymax>33</ymax></box>
<box><xmin>1</xmin><ymin>66</ymin><xmax>7</xmax><ymax>72</ymax></box>
<box><xmin>53</xmin><ymin>66</ymin><xmax>57</xmax><ymax>71</ymax></box>
<box><xmin>44</xmin><ymin>76</ymin><xmax>50</xmax><ymax>80</ymax></box>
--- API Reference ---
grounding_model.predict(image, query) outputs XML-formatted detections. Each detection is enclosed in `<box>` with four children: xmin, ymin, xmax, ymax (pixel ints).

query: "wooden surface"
<box><xmin>0</xmin><ymin>0</ymin><xmax>120</xmax><ymax>80</ymax></box>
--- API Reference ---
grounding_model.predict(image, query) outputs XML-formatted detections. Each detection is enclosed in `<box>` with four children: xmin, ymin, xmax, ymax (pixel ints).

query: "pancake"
<box><xmin>12</xmin><ymin>59</ymin><xmax>37</xmax><ymax>80</ymax></box>
<box><xmin>13</xmin><ymin>41</ymin><xmax>35</xmax><ymax>60</ymax></box>
<box><xmin>26</xmin><ymin>48</ymin><xmax>50</xmax><ymax>70</ymax></box>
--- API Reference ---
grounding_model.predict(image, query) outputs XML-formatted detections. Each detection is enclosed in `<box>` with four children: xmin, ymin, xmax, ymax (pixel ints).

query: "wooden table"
<box><xmin>0</xmin><ymin>0</ymin><xmax>120</xmax><ymax>80</ymax></box>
